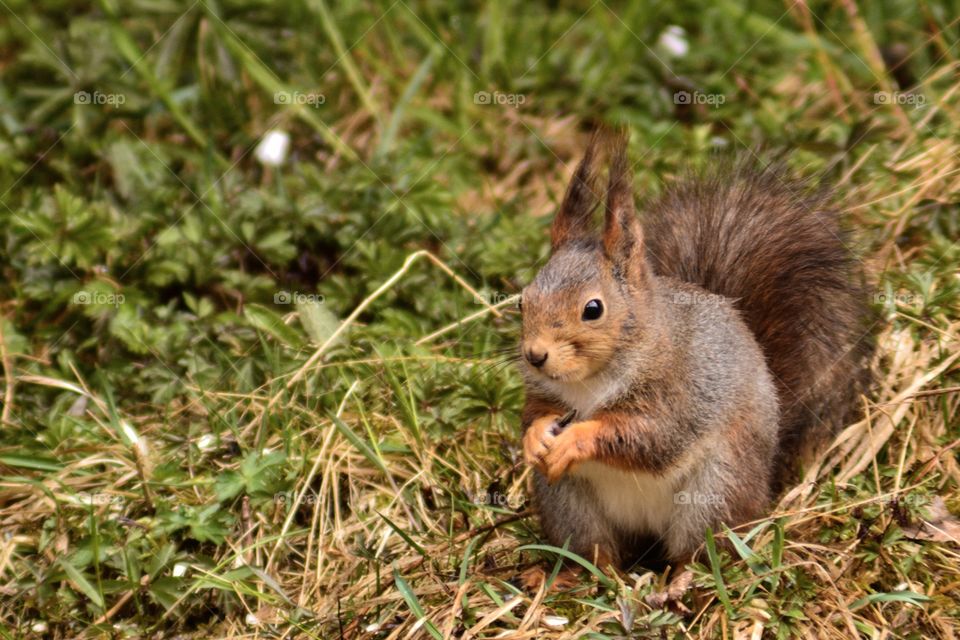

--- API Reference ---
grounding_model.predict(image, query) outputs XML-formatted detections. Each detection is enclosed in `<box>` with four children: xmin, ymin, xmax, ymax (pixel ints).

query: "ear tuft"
<box><xmin>550</xmin><ymin>130</ymin><xmax>603</xmax><ymax>251</ymax></box>
<box><xmin>603</xmin><ymin>130</ymin><xmax>645</xmax><ymax>272</ymax></box>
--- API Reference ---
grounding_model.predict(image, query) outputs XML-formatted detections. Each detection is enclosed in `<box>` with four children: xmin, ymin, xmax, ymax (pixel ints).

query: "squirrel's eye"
<box><xmin>517</xmin><ymin>298</ymin><xmax>523</xmax><ymax>313</ymax></box>
<box><xmin>582</xmin><ymin>299</ymin><xmax>603</xmax><ymax>321</ymax></box>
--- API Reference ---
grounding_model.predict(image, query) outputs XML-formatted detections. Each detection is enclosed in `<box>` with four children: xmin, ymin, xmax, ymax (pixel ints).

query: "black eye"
<box><xmin>517</xmin><ymin>298</ymin><xmax>523</xmax><ymax>313</ymax></box>
<box><xmin>582</xmin><ymin>299</ymin><xmax>603</xmax><ymax>321</ymax></box>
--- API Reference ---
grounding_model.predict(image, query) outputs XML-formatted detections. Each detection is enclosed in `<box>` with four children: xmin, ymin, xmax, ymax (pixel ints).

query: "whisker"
<box><xmin>476</xmin><ymin>354</ymin><xmax>523</xmax><ymax>376</ymax></box>
<box><xmin>460</xmin><ymin>347</ymin><xmax>519</xmax><ymax>359</ymax></box>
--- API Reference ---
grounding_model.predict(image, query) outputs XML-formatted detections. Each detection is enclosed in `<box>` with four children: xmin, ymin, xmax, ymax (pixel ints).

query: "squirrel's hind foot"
<box><xmin>519</xmin><ymin>547</ymin><xmax>617</xmax><ymax>593</ymax></box>
<box><xmin>518</xmin><ymin>564</ymin><xmax>583</xmax><ymax>592</ymax></box>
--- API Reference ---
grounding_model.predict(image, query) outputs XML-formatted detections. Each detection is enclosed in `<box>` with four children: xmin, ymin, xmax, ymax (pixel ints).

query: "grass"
<box><xmin>0</xmin><ymin>0</ymin><xmax>958</xmax><ymax>637</ymax></box>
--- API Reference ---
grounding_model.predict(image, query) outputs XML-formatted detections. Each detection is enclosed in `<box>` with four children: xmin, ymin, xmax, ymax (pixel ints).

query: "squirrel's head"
<box><xmin>519</xmin><ymin>132</ymin><xmax>651</xmax><ymax>383</ymax></box>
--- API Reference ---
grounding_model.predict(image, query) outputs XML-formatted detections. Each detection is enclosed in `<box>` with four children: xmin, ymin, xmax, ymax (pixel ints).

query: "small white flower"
<box><xmin>245</xmin><ymin>613</ymin><xmax>260</xmax><ymax>626</ymax></box>
<box><xmin>172</xmin><ymin>563</ymin><xmax>188</xmax><ymax>577</ymax></box>
<box><xmin>197</xmin><ymin>434</ymin><xmax>216</xmax><ymax>451</ymax></box>
<box><xmin>255</xmin><ymin>130</ymin><xmax>291</xmax><ymax>167</ymax></box>
<box><xmin>657</xmin><ymin>26</ymin><xmax>689</xmax><ymax>57</ymax></box>
<box><xmin>364</xmin><ymin>623</ymin><xmax>381</xmax><ymax>633</ymax></box>
<box><xmin>31</xmin><ymin>622</ymin><xmax>48</xmax><ymax>633</ymax></box>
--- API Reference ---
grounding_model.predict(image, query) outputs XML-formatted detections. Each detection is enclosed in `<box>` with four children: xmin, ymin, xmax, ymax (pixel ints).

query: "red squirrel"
<box><xmin>518</xmin><ymin>131</ymin><xmax>873</xmax><ymax>569</ymax></box>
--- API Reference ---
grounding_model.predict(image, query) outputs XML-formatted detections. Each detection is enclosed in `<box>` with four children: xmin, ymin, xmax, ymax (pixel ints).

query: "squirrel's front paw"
<box><xmin>523</xmin><ymin>414</ymin><xmax>562</xmax><ymax>468</ymax></box>
<box><xmin>541</xmin><ymin>420</ymin><xmax>600</xmax><ymax>483</ymax></box>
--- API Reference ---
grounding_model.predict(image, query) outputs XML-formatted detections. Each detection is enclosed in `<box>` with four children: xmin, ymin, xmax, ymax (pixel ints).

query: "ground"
<box><xmin>0</xmin><ymin>0</ymin><xmax>958</xmax><ymax>638</ymax></box>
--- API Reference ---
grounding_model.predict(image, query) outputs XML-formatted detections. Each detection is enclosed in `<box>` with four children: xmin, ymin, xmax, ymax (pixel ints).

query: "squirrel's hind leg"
<box><xmin>665</xmin><ymin>455</ymin><xmax>771</xmax><ymax>562</ymax></box>
<box><xmin>532</xmin><ymin>470</ymin><xmax>620</xmax><ymax>569</ymax></box>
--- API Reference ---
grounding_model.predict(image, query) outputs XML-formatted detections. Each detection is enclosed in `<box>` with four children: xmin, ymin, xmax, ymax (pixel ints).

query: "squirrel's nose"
<box><xmin>525</xmin><ymin>349</ymin><xmax>548</xmax><ymax>368</ymax></box>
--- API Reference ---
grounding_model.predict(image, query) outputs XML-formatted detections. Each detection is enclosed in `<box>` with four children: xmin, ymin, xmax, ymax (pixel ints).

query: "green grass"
<box><xmin>1</xmin><ymin>0</ymin><xmax>959</xmax><ymax>637</ymax></box>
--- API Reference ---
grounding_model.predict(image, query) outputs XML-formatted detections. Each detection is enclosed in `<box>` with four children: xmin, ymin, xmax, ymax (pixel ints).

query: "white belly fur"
<box><xmin>548</xmin><ymin>370</ymin><xmax>706</xmax><ymax>535</ymax></box>
<box><xmin>572</xmin><ymin>461</ymin><xmax>680</xmax><ymax>535</ymax></box>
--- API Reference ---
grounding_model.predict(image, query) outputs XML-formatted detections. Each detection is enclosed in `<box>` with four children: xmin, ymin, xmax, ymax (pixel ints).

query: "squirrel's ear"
<box><xmin>551</xmin><ymin>133</ymin><xmax>601</xmax><ymax>251</ymax></box>
<box><xmin>602</xmin><ymin>133</ymin><xmax>645</xmax><ymax>273</ymax></box>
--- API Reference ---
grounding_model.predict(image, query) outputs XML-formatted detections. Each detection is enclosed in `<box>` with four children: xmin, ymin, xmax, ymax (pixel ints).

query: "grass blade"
<box><xmin>850</xmin><ymin>591</ymin><xmax>931</xmax><ymax>611</ymax></box>
<box><xmin>517</xmin><ymin>543</ymin><xmax>614</xmax><ymax>588</ymax></box>
<box><xmin>394</xmin><ymin>566</ymin><xmax>442</xmax><ymax>640</ymax></box>
<box><xmin>330</xmin><ymin>414</ymin><xmax>389</xmax><ymax>475</ymax></box>
<box><xmin>309</xmin><ymin>0</ymin><xmax>382</xmax><ymax>123</ymax></box>
<box><xmin>60</xmin><ymin>559</ymin><xmax>105</xmax><ymax>610</ymax></box>
<box><xmin>705</xmin><ymin>528</ymin><xmax>734</xmax><ymax>617</ymax></box>
<box><xmin>377</xmin><ymin>510</ymin><xmax>428</xmax><ymax>559</ymax></box>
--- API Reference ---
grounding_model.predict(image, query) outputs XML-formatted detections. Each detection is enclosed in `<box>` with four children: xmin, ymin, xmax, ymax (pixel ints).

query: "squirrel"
<box><xmin>518</xmin><ymin>131</ymin><xmax>873</xmax><ymax>569</ymax></box>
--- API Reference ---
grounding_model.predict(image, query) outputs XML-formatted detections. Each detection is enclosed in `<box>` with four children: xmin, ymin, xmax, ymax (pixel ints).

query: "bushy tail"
<box><xmin>642</xmin><ymin>160</ymin><xmax>875</xmax><ymax>474</ymax></box>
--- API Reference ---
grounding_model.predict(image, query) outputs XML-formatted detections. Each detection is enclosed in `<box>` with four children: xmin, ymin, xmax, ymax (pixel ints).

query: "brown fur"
<box><xmin>518</xmin><ymin>131</ymin><xmax>873</xmax><ymax>569</ymax></box>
